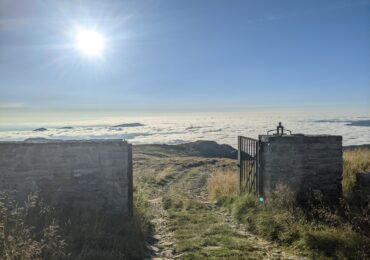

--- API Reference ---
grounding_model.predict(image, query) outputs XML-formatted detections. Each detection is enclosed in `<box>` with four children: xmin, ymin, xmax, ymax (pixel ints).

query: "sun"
<box><xmin>75</xmin><ymin>28</ymin><xmax>105</xmax><ymax>56</ymax></box>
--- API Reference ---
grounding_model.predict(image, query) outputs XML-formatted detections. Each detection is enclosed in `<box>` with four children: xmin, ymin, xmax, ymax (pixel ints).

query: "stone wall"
<box><xmin>0</xmin><ymin>139</ymin><xmax>133</xmax><ymax>216</ymax></box>
<box><xmin>259</xmin><ymin>135</ymin><xmax>342</xmax><ymax>203</ymax></box>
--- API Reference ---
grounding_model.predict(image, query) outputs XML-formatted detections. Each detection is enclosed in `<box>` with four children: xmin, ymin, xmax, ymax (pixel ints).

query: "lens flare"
<box><xmin>75</xmin><ymin>28</ymin><xmax>105</xmax><ymax>56</ymax></box>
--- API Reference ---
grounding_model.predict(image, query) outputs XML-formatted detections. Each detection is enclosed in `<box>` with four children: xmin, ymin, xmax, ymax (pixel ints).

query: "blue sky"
<box><xmin>0</xmin><ymin>0</ymin><xmax>369</xmax><ymax>115</ymax></box>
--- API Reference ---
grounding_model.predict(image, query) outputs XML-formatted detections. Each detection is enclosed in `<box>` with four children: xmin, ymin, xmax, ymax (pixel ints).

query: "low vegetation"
<box><xmin>208</xmin><ymin>148</ymin><xmax>370</xmax><ymax>259</ymax></box>
<box><xmin>342</xmin><ymin>147</ymin><xmax>370</xmax><ymax>237</ymax></box>
<box><xmin>342</xmin><ymin>147</ymin><xmax>370</xmax><ymax>198</ymax></box>
<box><xmin>216</xmin><ymin>188</ymin><xmax>369</xmax><ymax>259</ymax></box>
<box><xmin>207</xmin><ymin>170</ymin><xmax>238</xmax><ymax>201</ymax></box>
<box><xmin>0</xmin><ymin>191</ymin><xmax>66</xmax><ymax>260</ymax></box>
<box><xmin>163</xmin><ymin>169</ymin><xmax>263</xmax><ymax>259</ymax></box>
<box><xmin>0</xmin><ymin>190</ymin><xmax>151</xmax><ymax>260</ymax></box>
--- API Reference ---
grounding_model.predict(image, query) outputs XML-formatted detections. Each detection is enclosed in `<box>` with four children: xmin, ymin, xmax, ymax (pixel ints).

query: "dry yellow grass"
<box><xmin>343</xmin><ymin>148</ymin><xmax>370</xmax><ymax>197</ymax></box>
<box><xmin>207</xmin><ymin>170</ymin><xmax>238</xmax><ymax>201</ymax></box>
<box><xmin>206</xmin><ymin>148</ymin><xmax>370</xmax><ymax>200</ymax></box>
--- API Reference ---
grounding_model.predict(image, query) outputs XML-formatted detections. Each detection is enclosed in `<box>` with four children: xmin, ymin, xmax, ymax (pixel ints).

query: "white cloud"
<box><xmin>0</xmin><ymin>111</ymin><xmax>369</xmax><ymax>147</ymax></box>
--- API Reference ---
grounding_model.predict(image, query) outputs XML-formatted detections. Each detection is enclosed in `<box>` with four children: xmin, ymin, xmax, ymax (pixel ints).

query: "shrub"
<box><xmin>229</xmin><ymin>194</ymin><xmax>257</xmax><ymax>217</ymax></box>
<box><xmin>0</xmin><ymin>191</ymin><xmax>66</xmax><ymax>260</ymax></box>
<box><xmin>301</xmin><ymin>226</ymin><xmax>368</xmax><ymax>259</ymax></box>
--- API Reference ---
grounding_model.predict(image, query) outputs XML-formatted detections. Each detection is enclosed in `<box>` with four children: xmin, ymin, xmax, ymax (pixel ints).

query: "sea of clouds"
<box><xmin>0</xmin><ymin>110</ymin><xmax>369</xmax><ymax>148</ymax></box>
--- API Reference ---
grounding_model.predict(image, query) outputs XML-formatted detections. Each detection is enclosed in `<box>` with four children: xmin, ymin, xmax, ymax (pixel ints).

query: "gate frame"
<box><xmin>237</xmin><ymin>136</ymin><xmax>263</xmax><ymax>197</ymax></box>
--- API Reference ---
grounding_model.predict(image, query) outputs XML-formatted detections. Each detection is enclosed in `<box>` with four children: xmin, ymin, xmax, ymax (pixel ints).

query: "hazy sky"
<box><xmin>0</xmin><ymin>0</ymin><xmax>369</xmax><ymax>115</ymax></box>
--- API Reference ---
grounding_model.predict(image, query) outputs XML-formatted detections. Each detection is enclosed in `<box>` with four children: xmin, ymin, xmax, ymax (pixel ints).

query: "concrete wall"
<box><xmin>259</xmin><ymin>135</ymin><xmax>342</xmax><ymax>203</ymax></box>
<box><xmin>0</xmin><ymin>139</ymin><xmax>132</xmax><ymax>216</ymax></box>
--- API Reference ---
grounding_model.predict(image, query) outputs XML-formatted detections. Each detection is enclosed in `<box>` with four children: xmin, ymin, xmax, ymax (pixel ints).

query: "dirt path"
<box><xmin>144</xmin><ymin>159</ymin><xmax>192</xmax><ymax>260</ymax></box>
<box><xmin>184</xmin><ymin>170</ymin><xmax>306</xmax><ymax>259</ymax></box>
<box><xmin>147</xmin><ymin>197</ymin><xmax>175</xmax><ymax>259</ymax></box>
<box><xmin>146</xmin><ymin>175</ymin><xmax>188</xmax><ymax>259</ymax></box>
<box><xmin>138</xmin><ymin>155</ymin><xmax>308</xmax><ymax>259</ymax></box>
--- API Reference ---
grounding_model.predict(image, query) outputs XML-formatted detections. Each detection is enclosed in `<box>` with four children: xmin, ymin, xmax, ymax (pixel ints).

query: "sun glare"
<box><xmin>75</xmin><ymin>28</ymin><xmax>105</xmax><ymax>56</ymax></box>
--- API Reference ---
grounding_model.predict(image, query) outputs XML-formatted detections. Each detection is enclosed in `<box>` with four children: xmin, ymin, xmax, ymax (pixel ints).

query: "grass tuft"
<box><xmin>207</xmin><ymin>170</ymin><xmax>238</xmax><ymax>201</ymax></box>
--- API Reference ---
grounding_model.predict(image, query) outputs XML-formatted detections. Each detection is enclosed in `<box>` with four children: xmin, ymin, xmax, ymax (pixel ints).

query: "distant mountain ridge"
<box><xmin>346</xmin><ymin>120</ymin><xmax>370</xmax><ymax>127</ymax></box>
<box><xmin>113</xmin><ymin>123</ymin><xmax>144</xmax><ymax>127</ymax></box>
<box><xmin>33</xmin><ymin>128</ymin><xmax>47</xmax><ymax>132</ymax></box>
<box><xmin>135</xmin><ymin>140</ymin><xmax>237</xmax><ymax>159</ymax></box>
<box><xmin>344</xmin><ymin>144</ymin><xmax>370</xmax><ymax>150</ymax></box>
<box><xmin>178</xmin><ymin>140</ymin><xmax>237</xmax><ymax>159</ymax></box>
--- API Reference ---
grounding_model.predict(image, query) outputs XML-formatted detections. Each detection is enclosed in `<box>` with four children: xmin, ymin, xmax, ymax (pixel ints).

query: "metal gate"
<box><xmin>237</xmin><ymin>136</ymin><xmax>261</xmax><ymax>195</ymax></box>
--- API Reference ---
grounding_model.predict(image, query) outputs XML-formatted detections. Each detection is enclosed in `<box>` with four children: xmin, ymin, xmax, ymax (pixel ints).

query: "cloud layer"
<box><xmin>0</xmin><ymin>111</ymin><xmax>369</xmax><ymax>148</ymax></box>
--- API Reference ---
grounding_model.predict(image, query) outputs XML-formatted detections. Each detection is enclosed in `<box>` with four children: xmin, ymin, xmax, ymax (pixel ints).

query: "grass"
<box><xmin>163</xmin><ymin>170</ymin><xmax>262</xmax><ymax>259</ymax></box>
<box><xmin>209</xmin><ymin>148</ymin><xmax>370</xmax><ymax>259</ymax></box>
<box><xmin>0</xmin><ymin>191</ymin><xmax>66</xmax><ymax>260</ymax></box>
<box><xmin>217</xmin><ymin>193</ymin><xmax>369</xmax><ymax>259</ymax></box>
<box><xmin>207</xmin><ymin>170</ymin><xmax>238</xmax><ymax>201</ymax></box>
<box><xmin>0</xmin><ymin>189</ymin><xmax>151</xmax><ymax>260</ymax></box>
<box><xmin>342</xmin><ymin>147</ymin><xmax>370</xmax><ymax>236</ymax></box>
<box><xmin>342</xmin><ymin>148</ymin><xmax>370</xmax><ymax>198</ymax></box>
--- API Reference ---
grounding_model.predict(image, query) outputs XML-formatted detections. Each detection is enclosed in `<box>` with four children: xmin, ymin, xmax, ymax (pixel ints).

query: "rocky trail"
<box><xmin>147</xmin><ymin>197</ymin><xmax>175</xmax><ymax>259</ymax></box>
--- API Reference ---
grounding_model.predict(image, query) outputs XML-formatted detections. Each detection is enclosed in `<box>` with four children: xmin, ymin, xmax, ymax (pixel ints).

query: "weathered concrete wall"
<box><xmin>259</xmin><ymin>135</ymin><xmax>342</xmax><ymax>203</ymax></box>
<box><xmin>0</xmin><ymin>139</ymin><xmax>132</xmax><ymax>216</ymax></box>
